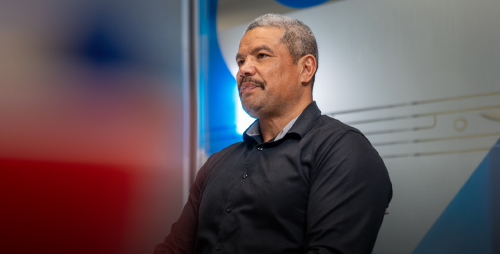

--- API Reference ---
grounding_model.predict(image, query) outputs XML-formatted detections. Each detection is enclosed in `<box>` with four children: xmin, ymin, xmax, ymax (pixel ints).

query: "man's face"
<box><xmin>236</xmin><ymin>27</ymin><xmax>303</xmax><ymax>119</ymax></box>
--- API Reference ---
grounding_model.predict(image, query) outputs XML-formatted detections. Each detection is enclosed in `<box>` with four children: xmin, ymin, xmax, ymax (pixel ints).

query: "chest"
<box><xmin>199</xmin><ymin>140</ymin><xmax>314</xmax><ymax>220</ymax></box>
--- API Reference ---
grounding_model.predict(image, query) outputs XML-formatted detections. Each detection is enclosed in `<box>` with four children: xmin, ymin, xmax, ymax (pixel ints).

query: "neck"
<box><xmin>259</xmin><ymin>99</ymin><xmax>311</xmax><ymax>142</ymax></box>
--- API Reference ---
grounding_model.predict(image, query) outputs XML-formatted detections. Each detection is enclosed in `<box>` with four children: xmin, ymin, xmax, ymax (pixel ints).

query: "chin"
<box><xmin>242</xmin><ymin>105</ymin><xmax>260</xmax><ymax>119</ymax></box>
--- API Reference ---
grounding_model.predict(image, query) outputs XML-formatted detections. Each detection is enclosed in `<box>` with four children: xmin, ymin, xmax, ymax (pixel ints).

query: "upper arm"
<box><xmin>305</xmin><ymin>131</ymin><xmax>392</xmax><ymax>254</ymax></box>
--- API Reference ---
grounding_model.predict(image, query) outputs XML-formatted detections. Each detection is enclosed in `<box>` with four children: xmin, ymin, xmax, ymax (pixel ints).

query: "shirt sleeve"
<box><xmin>305</xmin><ymin>130</ymin><xmax>393</xmax><ymax>254</ymax></box>
<box><xmin>154</xmin><ymin>163</ymin><xmax>209</xmax><ymax>254</ymax></box>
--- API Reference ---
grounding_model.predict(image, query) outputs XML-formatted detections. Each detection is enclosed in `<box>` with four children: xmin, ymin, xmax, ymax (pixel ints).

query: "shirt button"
<box><xmin>226</xmin><ymin>207</ymin><xmax>232</xmax><ymax>213</ymax></box>
<box><xmin>257</xmin><ymin>147</ymin><xmax>263</xmax><ymax>151</ymax></box>
<box><xmin>242</xmin><ymin>173</ymin><xmax>248</xmax><ymax>179</ymax></box>
<box><xmin>216</xmin><ymin>244</ymin><xmax>222</xmax><ymax>251</ymax></box>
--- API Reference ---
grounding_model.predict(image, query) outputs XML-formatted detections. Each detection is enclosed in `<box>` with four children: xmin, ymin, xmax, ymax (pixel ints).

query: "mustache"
<box><xmin>239</xmin><ymin>77</ymin><xmax>266</xmax><ymax>88</ymax></box>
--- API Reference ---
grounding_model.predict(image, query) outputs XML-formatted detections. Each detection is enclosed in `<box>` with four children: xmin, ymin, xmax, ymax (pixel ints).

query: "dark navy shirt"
<box><xmin>155</xmin><ymin>101</ymin><xmax>392</xmax><ymax>254</ymax></box>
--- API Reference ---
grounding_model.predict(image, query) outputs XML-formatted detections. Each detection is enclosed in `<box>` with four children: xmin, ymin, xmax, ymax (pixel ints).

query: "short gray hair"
<box><xmin>246</xmin><ymin>13</ymin><xmax>318</xmax><ymax>85</ymax></box>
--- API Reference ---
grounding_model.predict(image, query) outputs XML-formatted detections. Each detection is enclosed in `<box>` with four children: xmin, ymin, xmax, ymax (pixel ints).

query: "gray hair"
<box><xmin>246</xmin><ymin>13</ymin><xmax>318</xmax><ymax>85</ymax></box>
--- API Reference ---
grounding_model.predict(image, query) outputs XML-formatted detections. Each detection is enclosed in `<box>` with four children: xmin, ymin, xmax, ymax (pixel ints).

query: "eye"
<box><xmin>237</xmin><ymin>59</ymin><xmax>245</xmax><ymax>66</ymax></box>
<box><xmin>257</xmin><ymin>53</ymin><xmax>268</xmax><ymax>59</ymax></box>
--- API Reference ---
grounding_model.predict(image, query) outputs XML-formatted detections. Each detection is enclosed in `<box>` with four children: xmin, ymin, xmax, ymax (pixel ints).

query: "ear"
<box><xmin>299</xmin><ymin>54</ymin><xmax>317</xmax><ymax>86</ymax></box>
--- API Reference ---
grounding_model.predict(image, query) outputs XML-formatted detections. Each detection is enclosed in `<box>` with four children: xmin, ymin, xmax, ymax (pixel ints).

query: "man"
<box><xmin>155</xmin><ymin>14</ymin><xmax>392</xmax><ymax>254</ymax></box>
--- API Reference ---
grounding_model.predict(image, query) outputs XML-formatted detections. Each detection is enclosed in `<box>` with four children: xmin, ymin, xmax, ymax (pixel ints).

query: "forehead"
<box><xmin>238</xmin><ymin>27</ymin><xmax>285</xmax><ymax>52</ymax></box>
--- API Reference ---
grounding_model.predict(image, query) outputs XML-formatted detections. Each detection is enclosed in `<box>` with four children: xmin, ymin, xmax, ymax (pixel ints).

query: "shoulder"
<box><xmin>199</xmin><ymin>141</ymin><xmax>246</xmax><ymax>173</ymax></box>
<box><xmin>315</xmin><ymin>115</ymin><xmax>360</xmax><ymax>132</ymax></box>
<box><xmin>304</xmin><ymin>115</ymin><xmax>381</xmax><ymax>165</ymax></box>
<box><xmin>194</xmin><ymin>141</ymin><xmax>246</xmax><ymax>189</ymax></box>
<box><xmin>200</xmin><ymin>141</ymin><xmax>250</xmax><ymax>177</ymax></box>
<box><xmin>308</xmin><ymin>115</ymin><xmax>369</xmax><ymax>146</ymax></box>
<box><xmin>307</xmin><ymin>116</ymin><xmax>387</xmax><ymax>178</ymax></box>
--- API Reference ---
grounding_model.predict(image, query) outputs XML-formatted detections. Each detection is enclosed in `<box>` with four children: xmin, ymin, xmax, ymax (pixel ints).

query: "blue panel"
<box><xmin>412</xmin><ymin>138</ymin><xmax>500</xmax><ymax>254</ymax></box>
<box><xmin>274</xmin><ymin>0</ymin><xmax>329</xmax><ymax>8</ymax></box>
<box><xmin>199</xmin><ymin>0</ymin><xmax>241</xmax><ymax>154</ymax></box>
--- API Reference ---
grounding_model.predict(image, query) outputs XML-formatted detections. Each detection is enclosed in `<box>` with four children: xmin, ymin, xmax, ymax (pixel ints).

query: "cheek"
<box><xmin>263</xmin><ymin>64</ymin><xmax>285</xmax><ymax>82</ymax></box>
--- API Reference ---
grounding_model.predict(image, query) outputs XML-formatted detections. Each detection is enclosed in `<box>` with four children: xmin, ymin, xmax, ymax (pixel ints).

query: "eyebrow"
<box><xmin>236</xmin><ymin>45</ymin><xmax>275</xmax><ymax>61</ymax></box>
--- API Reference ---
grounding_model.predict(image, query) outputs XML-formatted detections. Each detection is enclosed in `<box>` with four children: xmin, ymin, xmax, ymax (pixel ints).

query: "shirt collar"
<box><xmin>246</xmin><ymin>120</ymin><xmax>261</xmax><ymax>137</ymax></box>
<box><xmin>243</xmin><ymin>101</ymin><xmax>322</xmax><ymax>144</ymax></box>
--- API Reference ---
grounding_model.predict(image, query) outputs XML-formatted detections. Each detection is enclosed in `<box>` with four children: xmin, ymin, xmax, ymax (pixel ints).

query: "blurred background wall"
<box><xmin>0</xmin><ymin>0</ymin><xmax>190</xmax><ymax>253</ymax></box>
<box><xmin>1</xmin><ymin>0</ymin><xmax>499</xmax><ymax>254</ymax></box>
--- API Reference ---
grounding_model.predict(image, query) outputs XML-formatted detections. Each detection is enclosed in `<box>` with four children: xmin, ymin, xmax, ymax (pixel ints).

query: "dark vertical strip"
<box><xmin>491</xmin><ymin>139</ymin><xmax>500</xmax><ymax>253</ymax></box>
<box><xmin>189</xmin><ymin>0</ymin><xmax>198</xmax><ymax>184</ymax></box>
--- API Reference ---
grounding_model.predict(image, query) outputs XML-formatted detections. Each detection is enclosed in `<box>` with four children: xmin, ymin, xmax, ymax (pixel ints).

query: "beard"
<box><xmin>238</xmin><ymin>77</ymin><xmax>267</xmax><ymax>118</ymax></box>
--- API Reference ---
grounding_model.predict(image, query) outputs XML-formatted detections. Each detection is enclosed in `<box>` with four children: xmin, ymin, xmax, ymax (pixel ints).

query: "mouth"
<box><xmin>239</xmin><ymin>82</ymin><xmax>259</xmax><ymax>94</ymax></box>
<box><xmin>239</xmin><ymin>77</ymin><xmax>265</xmax><ymax>95</ymax></box>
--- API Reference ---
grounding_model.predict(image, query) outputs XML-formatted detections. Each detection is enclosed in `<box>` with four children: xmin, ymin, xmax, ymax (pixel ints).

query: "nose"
<box><xmin>238</xmin><ymin>58</ymin><xmax>256</xmax><ymax>77</ymax></box>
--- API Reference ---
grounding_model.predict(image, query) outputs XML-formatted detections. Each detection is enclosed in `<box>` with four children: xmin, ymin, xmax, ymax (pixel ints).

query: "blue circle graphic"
<box><xmin>275</xmin><ymin>0</ymin><xmax>329</xmax><ymax>8</ymax></box>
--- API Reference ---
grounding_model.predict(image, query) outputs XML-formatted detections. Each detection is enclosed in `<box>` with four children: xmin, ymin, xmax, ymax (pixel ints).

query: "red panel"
<box><xmin>0</xmin><ymin>158</ymin><xmax>132</xmax><ymax>254</ymax></box>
